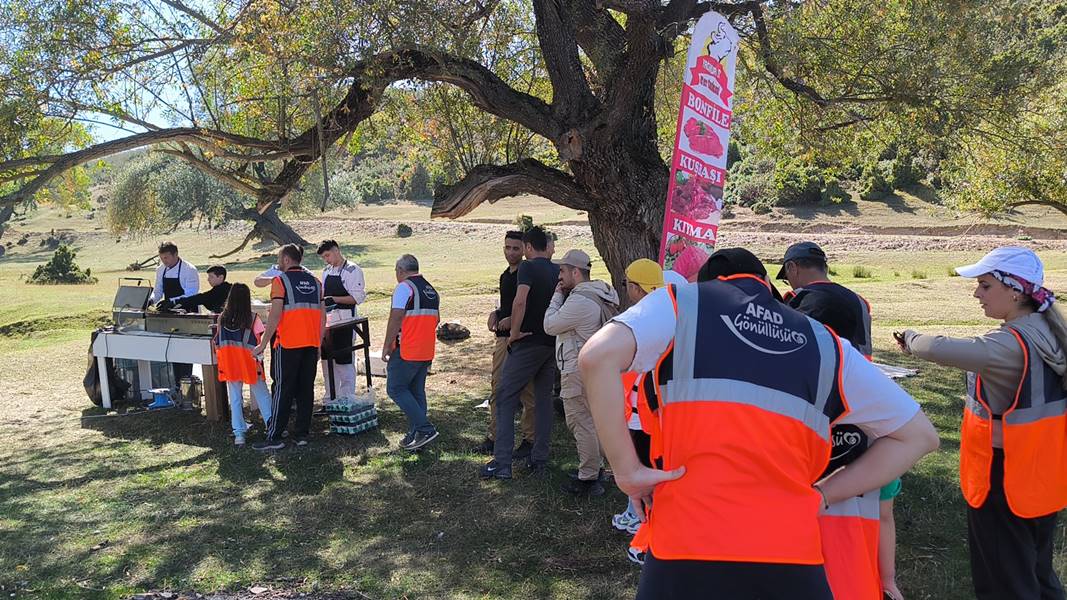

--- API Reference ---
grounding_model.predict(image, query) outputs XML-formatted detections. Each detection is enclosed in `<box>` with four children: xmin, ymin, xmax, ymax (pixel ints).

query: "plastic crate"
<box><xmin>330</xmin><ymin>419</ymin><xmax>379</xmax><ymax>435</ymax></box>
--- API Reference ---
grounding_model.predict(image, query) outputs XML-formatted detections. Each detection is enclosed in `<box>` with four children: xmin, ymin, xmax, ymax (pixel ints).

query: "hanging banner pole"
<box><xmin>658</xmin><ymin>11</ymin><xmax>739</xmax><ymax>279</ymax></box>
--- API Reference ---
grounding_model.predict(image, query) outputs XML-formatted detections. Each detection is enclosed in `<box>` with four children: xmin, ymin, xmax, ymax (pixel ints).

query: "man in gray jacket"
<box><xmin>544</xmin><ymin>249</ymin><xmax>620</xmax><ymax>496</ymax></box>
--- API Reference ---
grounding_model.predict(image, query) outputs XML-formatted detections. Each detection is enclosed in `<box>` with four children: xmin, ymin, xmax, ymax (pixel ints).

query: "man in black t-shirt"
<box><xmin>776</xmin><ymin>241</ymin><xmax>872</xmax><ymax>358</ymax></box>
<box><xmin>480</xmin><ymin>227</ymin><xmax>560</xmax><ymax>480</ymax></box>
<box><xmin>474</xmin><ymin>231</ymin><xmax>537</xmax><ymax>455</ymax></box>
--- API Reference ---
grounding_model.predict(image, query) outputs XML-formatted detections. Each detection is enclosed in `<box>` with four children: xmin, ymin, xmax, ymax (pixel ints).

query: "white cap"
<box><xmin>955</xmin><ymin>247</ymin><xmax>1045</xmax><ymax>285</ymax></box>
<box><xmin>663</xmin><ymin>269</ymin><xmax>689</xmax><ymax>286</ymax></box>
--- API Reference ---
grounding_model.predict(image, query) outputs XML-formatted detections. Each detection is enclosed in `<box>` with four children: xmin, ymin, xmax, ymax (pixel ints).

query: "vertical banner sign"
<box><xmin>658</xmin><ymin>11</ymin><xmax>739</xmax><ymax>278</ymax></box>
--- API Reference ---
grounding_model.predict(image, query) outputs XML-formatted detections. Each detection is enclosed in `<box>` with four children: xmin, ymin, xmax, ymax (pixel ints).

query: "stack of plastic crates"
<box><xmin>326</xmin><ymin>394</ymin><xmax>378</xmax><ymax>436</ymax></box>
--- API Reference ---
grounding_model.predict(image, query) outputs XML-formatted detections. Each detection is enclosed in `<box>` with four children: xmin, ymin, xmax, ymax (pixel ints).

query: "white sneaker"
<box><xmin>235</xmin><ymin>435</ymin><xmax>246</xmax><ymax>446</ymax></box>
<box><xmin>626</xmin><ymin>547</ymin><xmax>646</xmax><ymax>565</ymax></box>
<box><xmin>612</xmin><ymin>512</ymin><xmax>642</xmax><ymax>535</ymax></box>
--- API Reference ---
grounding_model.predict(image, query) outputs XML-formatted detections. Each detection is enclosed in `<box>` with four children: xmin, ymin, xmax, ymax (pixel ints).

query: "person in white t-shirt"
<box><xmin>578</xmin><ymin>248</ymin><xmax>939</xmax><ymax>598</ymax></box>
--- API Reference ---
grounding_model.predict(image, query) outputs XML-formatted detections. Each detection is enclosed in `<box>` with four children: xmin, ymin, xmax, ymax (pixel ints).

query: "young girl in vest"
<box><xmin>896</xmin><ymin>247</ymin><xmax>1067</xmax><ymax>600</ymax></box>
<box><xmin>215</xmin><ymin>283</ymin><xmax>273</xmax><ymax>446</ymax></box>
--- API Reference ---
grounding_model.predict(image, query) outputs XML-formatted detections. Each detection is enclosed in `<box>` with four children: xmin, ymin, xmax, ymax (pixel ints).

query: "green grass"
<box><xmin>2</xmin><ymin>202</ymin><xmax>1067</xmax><ymax>598</ymax></box>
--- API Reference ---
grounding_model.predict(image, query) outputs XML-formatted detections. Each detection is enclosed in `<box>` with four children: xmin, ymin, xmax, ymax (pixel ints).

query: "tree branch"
<box><xmin>569</xmin><ymin>0</ymin><xmax>628</xmax><ymax>84</ymax></box>
<box><xmin>658</xmin><ymin>0</ymin><xmax>763</xmax><ymax>33</ymax></box>
<box><xmin>431</xmin><ymin>158</ymin><xmax>591</xmax><ymax>219</ymax></box>
<box><xmin>1009</xmin><ymin>199</ymin><xmax>1067</xmax><ymax>218</ymax></box>
<box><xmin>598</xmin><ymin>0</ymin><xmax>657</xmax><ymax>14</ymax></box>
<box><xmin>532</xmin><ymin>0</ymin><xmax>599</xmax><ymax>121</ymax></box>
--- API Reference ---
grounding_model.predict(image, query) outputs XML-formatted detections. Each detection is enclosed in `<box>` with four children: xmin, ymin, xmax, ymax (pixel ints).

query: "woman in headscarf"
<box><xmin>895</xmin><ymin>246</ymin><xmax>1067</xmax><ymax>600</ymax></box>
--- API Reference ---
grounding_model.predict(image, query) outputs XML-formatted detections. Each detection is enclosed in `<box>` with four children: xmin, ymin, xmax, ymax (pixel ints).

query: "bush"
<box><xmin>852</xmin><ymin>265</ymin><xmax>873</xmax><ymax>279</ymax></box>
<box><xmin>752</xmin><ymin>202</ymin><xmax>772</xmax><ymax>215</ymax></box>
<box><xmin>912</xmin><ymin>270</ymin><xmax>928</xmax><ymax>279</ymax></box>
<box><xmin>396</xmin><ymin>223</ymin><xmax>413</xmax><ymax>238</ymax></box>
<box><xmin>890</xmin><ymin>149</ymin><xmax>922</xmax><ymax>188</ymax></box>
<box><xmin>28</xmin><ymin>245</ymin><xmax>97</xmax><ymax>284</ymax></box>
<box><xmin>820</xmin><ymin>177</ymin><xmax>849</xmax><ymax>204</ymax></box>
<box><xmin>772</xmin><ymin>160</ymin><xmax>824</xmax><ymax>206</ymax></box>
<box><xmin>725</xmin><ymin>158</ymin><xmax>775</xmax><ymax>207</ymax></box>
<box><xmin>859</xmin><ymin>162</ymin><xmax>893</xmax><ymax>200</ymax></box>
<box><xmin>514</xmin><ymin>214</ymin><xmax>535</xmax><ymax>231</ymax></box>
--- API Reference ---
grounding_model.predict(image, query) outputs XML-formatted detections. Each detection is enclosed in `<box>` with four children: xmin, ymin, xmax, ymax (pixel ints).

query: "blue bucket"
<box><xmin>147</xmin><ymin>388</ymin><xmax>175</xmax><ymax>410</ymax></box>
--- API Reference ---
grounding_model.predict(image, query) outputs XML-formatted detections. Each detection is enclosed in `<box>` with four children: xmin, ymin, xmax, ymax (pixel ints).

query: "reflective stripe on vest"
<box><xmin>961</xmin><ymin>326</ymin><xmax>1067</xmax><ymax>517</ymax></box>
<box><xmin>399</xmin><ymin>275</ymin><xmax>439</xmax><ymax>361</ymax></box>
<box><xmin>646</xmin><ymin>275</ymin><xmax>847</xmax><ymax>564</ymax></box>
<box><xmin>275</xmin><ymin>270</ymin><xmax>322</xmax><ymax>349</ymax></box>
<box><xmin>216</xmin><ymin>325</ymin><xmax>261</xmax><ymax>385</ymax></box>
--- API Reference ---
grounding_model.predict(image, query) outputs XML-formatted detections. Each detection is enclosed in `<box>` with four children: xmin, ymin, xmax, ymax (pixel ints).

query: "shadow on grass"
<box><xmin>0</xmin><ymin>388</ymin><xmax>635</xmax><ymax>599</ymax></box>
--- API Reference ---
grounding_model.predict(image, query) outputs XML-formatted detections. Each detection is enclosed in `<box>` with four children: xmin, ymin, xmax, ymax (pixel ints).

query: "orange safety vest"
<box><xmin>819</xmin><ymin>424</ymin><xmax>882</xmax><ymax>599</ymax></box>
<box><xmin>274</xmin><ymin>269</ymin><xmax>323</xmax><ymax>349</ymax></box>
<box><xmin>398</xmin><ymin>275</ymin><xmax>440</xmax><ymax>362</ymax></box>
<box><xmin>960</xmin><ymin>326</ymin><xmax>1067</xmax><ymax>518</ymax></box>
<box><xmin>215</xmin><ymin>319</ymin><xmax>263</xmax><ymax>385</ymax></box>
<box><xmin>645</xmin><ymin>274</ymin><xmax>848</xmax><ymax>564</ymax></box>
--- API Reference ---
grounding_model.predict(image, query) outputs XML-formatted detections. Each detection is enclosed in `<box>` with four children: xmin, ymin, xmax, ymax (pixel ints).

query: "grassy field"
<box><xmin>1</xmin><ymin>197</ymin><xmax>1067</xmax><ymax>599</ymax></box>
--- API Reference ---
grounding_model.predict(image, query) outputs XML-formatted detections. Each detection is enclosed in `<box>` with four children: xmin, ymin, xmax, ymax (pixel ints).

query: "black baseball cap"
<box><xmin>698</xmin><ymin>248</ymin><xmax>785</xmax><ymax>302</ymax></box>
<box><xmin>775</xmin><ymin>241</ymin><xmax>827</xmax><ymax>280</ymax></box>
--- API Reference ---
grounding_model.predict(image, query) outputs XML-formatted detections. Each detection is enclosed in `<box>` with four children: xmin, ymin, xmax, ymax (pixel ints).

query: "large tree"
<box><xmin>1</xmin><ymin>0</ymin><xmax>1063</xmax><ymax>286</ymax></box>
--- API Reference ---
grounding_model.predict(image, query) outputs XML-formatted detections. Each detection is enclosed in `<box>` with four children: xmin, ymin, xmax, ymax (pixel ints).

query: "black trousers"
<box><xmin>636</xmin><ymin>555</ymin><xmax>833</xmax><ymax>600</ymax></box>
<box><xmin>267</xmin><ymin>346</ymin><xmax>318</xmax><ymax>440</ymax></box>
<box><xmin>969</xmin><ymin>449</ymin><xmax>1065</xmax><ymax>600</ymax></box>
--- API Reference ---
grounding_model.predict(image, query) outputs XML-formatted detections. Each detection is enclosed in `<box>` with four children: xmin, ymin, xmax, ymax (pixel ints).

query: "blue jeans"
<box><xmin>226</xmin><ymin>379</ymin><xmax>272</xmax><ymax>437</ymax></box>
<box><xmin>386</xmin><ymin>355</ymin><xmax>434</xmax><ymax>435</ymax></box>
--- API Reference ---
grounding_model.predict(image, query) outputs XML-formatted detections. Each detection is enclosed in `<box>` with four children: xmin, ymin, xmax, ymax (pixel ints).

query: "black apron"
<box><xmin>162</xmin><ymin>261</ymin><xmax>186</xmax><ymax>301</ymax></box>
<box><xmin>322</xmin><ymin>264</ymin><xmax>355</xmax><ymax>365</ymax></box>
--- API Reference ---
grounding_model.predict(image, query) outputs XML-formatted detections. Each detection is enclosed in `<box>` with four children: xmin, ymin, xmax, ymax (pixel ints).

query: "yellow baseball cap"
<box><xmin>625</xmin><ymin>259</ymin><xmax>665</xmax><ymax>293</ymax></box>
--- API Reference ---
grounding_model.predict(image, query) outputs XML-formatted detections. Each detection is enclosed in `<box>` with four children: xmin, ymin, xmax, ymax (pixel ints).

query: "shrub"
<box><xmin>28</xmin><ymin>244</ymin><xmax>97</xmax><ymax>284</ymax></box>
<box><xmin>859</xmin><ymin>162</ymin><xmax>893</xmax><ymax>200</ymax></box>
<box><xmin>852</xmin><ymin>265</ymin><xmax>873</xmax><ymax>279</ymax></box>
<box><xmin>890</xmin><ymin>149</ymin><xmax>922</xmax><ymax>188</ymax></box>
<box><xmin>514</xmin><ymin>214</ymin><xmax>535</xmax><ymax>231</ymax></box>
<box><xmin>396</xmin><ymin>223</ymin><xmax>413</xmax><ymax>238</ymax></box>
<box><xmin>752</xmin><ymin>202</ymin><xmax>772</xmax><ymax>215</ymax></box>
<box><xmin>820</xmin><ymin>177</ymin><xmax>849</xmax><ymax>204</ymax></box>
<box><xmin>772</xmin><ymin>160</ymin><xmax>824</xmax><ymax>206</ymax></box>
<box><xmin>912</xmin><ymin>270</ymin><xmax>928</xmax><ymax>279</ymax></box>
<box><xmin>947</xmin><ymin>267</ymin><xmax>960</xmax><ymax>277</ymax></box>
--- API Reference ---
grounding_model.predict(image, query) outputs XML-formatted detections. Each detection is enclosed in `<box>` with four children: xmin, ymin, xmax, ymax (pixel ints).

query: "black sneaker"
<box><xmin>513</xmin><ymin>439</ymin><xmax>533</xmax><ymax>460</ymax></box>
<box><xmin>561</xmin><ymin>477</ymin><xmax>605</xmax><ymax>496</ymax></box>
<box><xmin>253</xmin><ymin>439</ymin><xmax>285</xmax><ymax>451</ymax></box>
<box><xmin>479</xmin><ymin>460</ymin><xmax>512</xmax><ymax>480</ymax></box>
<box><xmin>405</xmin><ymin>429</ymin><xmax>440</xmax><ymax>451</ymax></box>
<box><xmin>472</xmin><ymin>437</ymin><xmax>495</xmax><ymax>455</ymax></box>
<box><xmin>399</xmin><ymin>431</ymin><xmax>416</xmax><ymax>448</ymax></box>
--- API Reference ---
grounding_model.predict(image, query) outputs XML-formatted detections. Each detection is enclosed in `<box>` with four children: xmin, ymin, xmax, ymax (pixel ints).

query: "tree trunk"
<box><xmin>0</xmin><ymin>203</ymin><xmax>14</xmax><ymax>243</ymax></box>
<box><xmin>250</xmin><ymin>202</ymin><xmax>308</xmax><ymax>247</ymax></box>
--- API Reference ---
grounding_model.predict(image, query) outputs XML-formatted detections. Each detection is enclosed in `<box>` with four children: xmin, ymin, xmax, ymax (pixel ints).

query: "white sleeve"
<box><xmin>151</xmin><ymin>265</ymin><xmax>165</xmax><ymax>303</ymax></box>
<box><xmin>344</xmin><ymin>264</ymin><xmax>367</xmax><ymax>304</ymax></box>
<box><xmin>391</xmin><ymin>283</ymin><xmax>414</xmax><ymax>310</ymax></box>
<box><xmin>836</xmin><ymin>339</ymin><xmax>921</xmax><ymax>438</ymax></box>
<box><xmin>258</xmin><ymin>265</ymin><xmax>282</xmax><ymax>279</ymax></box>
<box><xmin>180</xmin><ymin>262</ymin><xmax>200</xmax><ymax>298</ymax></box>
<box><xmin>610</xmin><ymin>287</ymin><xmax>677</xmax><ymax>373</ymax></box>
